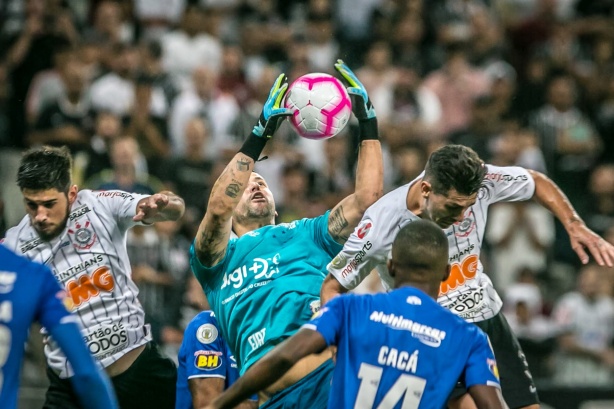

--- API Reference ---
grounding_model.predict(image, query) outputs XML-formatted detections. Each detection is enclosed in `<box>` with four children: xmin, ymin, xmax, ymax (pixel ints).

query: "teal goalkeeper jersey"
<box><xmin>190</xmin><ymin>212</ymin><xmax>343</xmax><ymax>374</ymax></box>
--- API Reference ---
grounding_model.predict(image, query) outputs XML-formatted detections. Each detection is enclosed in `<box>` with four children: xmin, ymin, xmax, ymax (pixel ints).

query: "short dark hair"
<box><xmin>17</xmin><ymin>146</ymin><xmax>73</xmax><ymax>192</ymax></box>
<box><xmin>424</xmin><ymin>145</ymin><xmax>486</xmax><ymax>196</ymax></box>
<box><xmin>392</xmin><ymin>219</ymin><xmax>449</xmax><ymax>272</ymax></box>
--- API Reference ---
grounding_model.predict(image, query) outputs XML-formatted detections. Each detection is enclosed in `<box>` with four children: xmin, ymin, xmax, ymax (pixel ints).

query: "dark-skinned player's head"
<box><xmin>387</xmin><ymin>219</ymin><xmax>450</xmax><ymax>298</ymax></box>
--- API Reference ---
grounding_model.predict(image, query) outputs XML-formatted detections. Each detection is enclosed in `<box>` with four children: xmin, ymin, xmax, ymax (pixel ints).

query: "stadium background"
<box><xmin>0</xmin><ymin>0</ymin><xmax>613</xmax><ymax>408</ymax></box>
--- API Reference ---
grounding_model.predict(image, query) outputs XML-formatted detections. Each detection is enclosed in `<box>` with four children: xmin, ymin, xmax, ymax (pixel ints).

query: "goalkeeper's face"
<box><xmin>234</xmin><ymin>172</ymin><xmax>276</xmax><ymax>223</ymax></box>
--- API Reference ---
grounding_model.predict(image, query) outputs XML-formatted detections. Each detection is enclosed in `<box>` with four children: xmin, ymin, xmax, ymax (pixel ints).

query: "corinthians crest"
<box><xmin>68</xmin><ymin>220</ymin><xmax>97</xmax><ymax>249</ymax></box>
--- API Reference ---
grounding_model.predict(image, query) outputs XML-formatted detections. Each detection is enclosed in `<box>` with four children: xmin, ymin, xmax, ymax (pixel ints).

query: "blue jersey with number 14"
<box><xmin>305</xmin><ymin>287</ymin><xmax>501</xmax><ymax>409</ymax></box>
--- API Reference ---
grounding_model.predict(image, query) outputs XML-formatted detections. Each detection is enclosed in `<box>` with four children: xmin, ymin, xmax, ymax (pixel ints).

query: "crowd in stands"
<box><xmin>1</xmin><ymin>0</ymin><xmax>613</xmax><ymax>397</ymax></box>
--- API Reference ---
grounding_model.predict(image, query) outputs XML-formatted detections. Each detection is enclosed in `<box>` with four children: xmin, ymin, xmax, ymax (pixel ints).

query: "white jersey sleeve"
<box><xmin>481</xmin><ymin>165</ymin><xmax>535</xmax><ymax>205</ymax></box>
<box><xmin>92</xmin><ymin>190</ymin><xmax>149</xmax><ymax>230</ymax></box>
<box><xmin>327</xmin><ymin>184</ymin><xmax>417</xmax><ymax>291</ymax></box>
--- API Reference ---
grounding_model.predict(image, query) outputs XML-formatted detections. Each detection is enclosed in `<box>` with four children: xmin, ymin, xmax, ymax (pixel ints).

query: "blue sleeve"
<box><xmin>34</xmin><ymin>264</ymin><xmax>72</xmax><ymax>329</ymax></box>
<box><xmin>306</xmin><ymin>211</ymin><xmax>344</xmax><ymax>258</ymax></box>
<box><xmin>302</xmin><ymin>295</ymin><xmax>346</xmax><ymax>346</ymax></box>
<box><xmin>183</xmin><ymin>314</ymin><xmax>229</xmax><ymax>380</ymax></box>
<box><xmin>463</xmin><ymin>329</ymin><xmax>501</xmax><ymax>389</ymax></box>
<box><xmin>49</xmin><ymin>320</ymin><xmax>119</xmax><ymax>409</ymax></box>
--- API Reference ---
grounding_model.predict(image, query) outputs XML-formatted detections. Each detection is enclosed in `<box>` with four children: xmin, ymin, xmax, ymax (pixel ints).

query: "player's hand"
<box><xmin>133</xmin><ymin>193</ymin><xmax>170</xmax><ymax>222</ymax></box>
<box><xmin>252</xmin><ymin>73</ymin><xmax>293</xmax><ymax>139</ymax></box>
<box><xmin>567</xmin><ymin>222</ymin><xmax>614</xmax><ymax>267</ymax></box>
<box><xmin>334</xmin><ymin>59</ymin><xmax>376</xmax><ymax>121</ymax></box>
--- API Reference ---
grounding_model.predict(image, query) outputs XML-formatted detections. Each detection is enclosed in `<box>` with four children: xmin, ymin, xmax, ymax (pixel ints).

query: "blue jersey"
<box><xmin>305</xmin><ymin>287</ymin><xmax>501</xmax><ymax>409</ymax></box>
<box><xmin>176</xmin><ymin>311</ymin><xmax>256</xmax><ymax>409</ymax></box>
<box><xmin>0</xmin><ymin>244</ymin><xmax>73</xmax><ymax>407</ymax></box>
<box><xmin>190</xmin><ymin>212</ymin><xmax>342</xmax><ymax>373</ymax></box>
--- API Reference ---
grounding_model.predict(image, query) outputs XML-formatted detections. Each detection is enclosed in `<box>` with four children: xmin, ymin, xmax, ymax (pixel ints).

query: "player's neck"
<box><xmin>406</xmin><ymin>180</ymin><xmax>424</xmax><ymax>216</ymax></box>
<box><xmin>397</xmin><ymin>282</ymin><xmax>439</xmax><ymax>299</ymax></box>
<box><xmin>233</xmin><ymin>219</ymin><xmax>274</xmax><ymax>237</ymax></box>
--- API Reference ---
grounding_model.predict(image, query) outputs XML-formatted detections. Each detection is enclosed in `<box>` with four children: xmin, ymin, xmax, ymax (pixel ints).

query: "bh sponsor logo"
<box><xmin>65</xmin><ymin>266</ymin><xmax>114</xmax><ymax>308</ymax></box>
<box><xmin>194</xmin><ymin>350</ymin><xmax>223</xmax><ymax>370</ymax></box>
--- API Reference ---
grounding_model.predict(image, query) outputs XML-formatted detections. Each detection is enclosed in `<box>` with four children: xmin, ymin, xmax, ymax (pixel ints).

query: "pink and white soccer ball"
<box><xmin>284</xmin><ymin>73</ymin><xmax>352</xmax><ymax>140</ymax></box>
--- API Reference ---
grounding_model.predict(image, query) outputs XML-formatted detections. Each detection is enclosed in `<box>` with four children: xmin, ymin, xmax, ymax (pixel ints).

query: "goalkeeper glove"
<box><xmin>252</xmin><ymin>73</ymin><xmax>293</xmax><ymax>139</ymax></box>
<box><xmin>334</xmin><ymin>59</ymin><xmax>377</xmax><ymax>122</ymax></box>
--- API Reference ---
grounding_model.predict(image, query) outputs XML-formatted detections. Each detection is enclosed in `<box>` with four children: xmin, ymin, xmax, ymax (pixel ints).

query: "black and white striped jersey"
<box><xmin>327</xmin><ymin>165</ymin><xmax>536</xmax><ymax>323</ymax></box>
<box><xmin>2</xmin><ymin>189</ymin><xmax>152</xmax><ymax>378</ymax></box>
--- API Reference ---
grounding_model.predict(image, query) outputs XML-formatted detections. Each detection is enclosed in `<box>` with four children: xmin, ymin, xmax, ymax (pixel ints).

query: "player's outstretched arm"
<box><xmin>202</xmin><ymin>329</ymin><xmax>327</xmax><ymax>409</ymax></box>
<box><xmin>320</xmin><ymin>272</ymin><xmax>349</xmax><ymax>305</ymax></box>
<box><xmin>327</xmin><ymin>60</ymin><xmax>383</xmax><ymax>244</ymax></box>
<box><xmin>50</xmin><ymin>319</ymin><xmax>119</xmax><ymax>409</ymax></box>
<box><xmin>528</xmin><ymin>169</ymin><xmax>614</xmax><ymax>267</ymax></box>
<box><xmin>133</xmin><ymin>190</ymin><xmax>185</xmax><ymax>223</ymax></box>
<box><xmin>194</xmin><ymin>74</ymin><xmax>292</xmax><ymax>267</ymax></box>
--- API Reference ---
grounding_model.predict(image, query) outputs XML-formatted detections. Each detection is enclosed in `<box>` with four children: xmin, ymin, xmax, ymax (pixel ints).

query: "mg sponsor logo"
<box><xmin>439</xmin><ymin>254</ymin><xmax>479</xmax><ymax>295</ymax></box>
<box><xmin>65</xmin><ymin>266</ymin><xmax>115</xmax><ymax>308</ymax></box>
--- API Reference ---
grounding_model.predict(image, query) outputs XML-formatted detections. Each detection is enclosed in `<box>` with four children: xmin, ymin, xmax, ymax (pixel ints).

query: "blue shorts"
<box><xmin>261</xmin><ymin>359</ymin><xmax>334</xmax><ymax>409</ymax></box>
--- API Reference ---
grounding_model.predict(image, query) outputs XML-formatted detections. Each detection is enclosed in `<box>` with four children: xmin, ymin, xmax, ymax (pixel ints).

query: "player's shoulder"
<box><xmin>368</xmin><ymin>183</ymin><xmax>413</xmax><ymax>215</ymax></box>
<box><xmin>186</xmin><ymin>311</ymin><xmax>222</xmax><ymax>345</ymax></box>
<box><xmin>0</xmin><ymin>244</ymin><xmax>48</xmax><ymax>280</ymax></box>
<box><xmin>482</xmin><ymin>164</ymin><xmax>531</xmax><ymax>185</ymax></box>
<box><xmin>2</xmin><ymin>215</ymin><xmax>34</xmax><ymax>249</ymax></box>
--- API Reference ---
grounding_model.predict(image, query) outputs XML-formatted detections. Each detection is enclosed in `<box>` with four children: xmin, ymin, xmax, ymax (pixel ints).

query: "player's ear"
<box><xmin>387</xmin><ymin>259</ymin><xmax>396</xmax><ymax>279</ymax></box>
<box><xmin>67</xmin><ymin>185</ymin><xmax>78</xmax><ymax>205</ymax></box>
<box><xmin>421</xmin><ymin>181</ymin><xmax>432</xmax><ymax>198</ymax></box>
<box><xmin>441</xmin><ymin>264</ymin><xmax>451</xmax><ymax>282</ymax></box>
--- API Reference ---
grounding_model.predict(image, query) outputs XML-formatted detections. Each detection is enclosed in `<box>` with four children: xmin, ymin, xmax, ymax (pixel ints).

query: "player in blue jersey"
<box><xmin>176</xmin><ymin>310</ymin><xmax>257</xmax><ymax>409</ymax></box>
<box><xmin>0</xmin><ymin>244</ymin><xmax>118</xmax><ymax>409</ymax></box>
<box><xmin>203</xmin><ymin>219</ymin><xmax>507</xmax><ymax>409</ymax></box>
<box><xmin>190</xmin><ymin>60</ymin><xmax>383</xmax><ymax>408</ymax></box>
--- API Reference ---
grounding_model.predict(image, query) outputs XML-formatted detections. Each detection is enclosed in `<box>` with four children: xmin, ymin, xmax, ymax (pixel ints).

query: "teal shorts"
<box><xmin>261</xmin><ymin>359</ymin><xmax>334</xmax><ymax>409</ymax></box>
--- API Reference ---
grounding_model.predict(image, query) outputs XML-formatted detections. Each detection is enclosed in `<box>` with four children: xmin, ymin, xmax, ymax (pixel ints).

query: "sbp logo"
<box><xmin>356</xmin><ymin>220</ymin><xmax>372</xmax><ymax>239</ymax></box>
<box><xmin>65</xmin><ymin>266</ymin><xmax>115</xmax><ymax>308</ymax></box>
<box><xmin>439</xmin><ymin>254</ymin><xmax>478</xmax><ymax>295</ymax></box>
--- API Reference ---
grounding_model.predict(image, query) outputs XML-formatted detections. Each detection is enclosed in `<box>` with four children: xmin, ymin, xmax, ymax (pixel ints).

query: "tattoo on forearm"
<box><xmin>236</xmin><ymin>158</ymin><xmax>250</xmax><ymax>171</ymax></box>
<box><xmin>226</xmin><ymin>183</ymin><xmax>241</xmax><ymax>198</ymax></box>
<box><xmin>197</xmin><ymin>223</ymin><xmax>227</xmax><ymax>266</ymax></box>
<box><xmin>329</xmin><ymin>207</ymin><xmax>349</xmax><ymax>241</ymax></box>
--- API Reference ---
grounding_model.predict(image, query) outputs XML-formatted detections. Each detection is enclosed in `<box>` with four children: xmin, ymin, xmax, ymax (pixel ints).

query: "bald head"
<box><xmin>388</xmin><ymin>219</ymin><xmax>450</xmax><ymax>297</ymax></box>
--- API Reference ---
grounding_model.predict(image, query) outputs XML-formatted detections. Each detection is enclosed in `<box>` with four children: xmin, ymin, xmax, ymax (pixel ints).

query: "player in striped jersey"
<box><xmin>2</xmin><ymin>146</ymin><xmax>185</xmax><ymax>409</ymax></box>
<box><xmin>321</xmin><ymin>144</ymin><xmax>614</xmax><ymax>409</ymax></box>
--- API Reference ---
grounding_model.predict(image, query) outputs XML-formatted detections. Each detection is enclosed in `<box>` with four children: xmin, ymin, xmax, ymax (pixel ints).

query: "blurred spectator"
<box><xmin>468</xmin><ymin>7</ymin><xmax>506</xmax><ymax>68</ymax></box>
<box><xmin>503</xmin><ymin>268</ymin><xmax>560</xmax><ymax>381</ymax></box>
<box><xmin>595</xmin><ymin>73</ymin><xmax>614</xmax><ymax>164</ymax></box>
<box><xmin>390</xmin><ymin>142</ymin><xmax>428</xmax><ymax>187</ymax></box>
<box><xmin>0</xmin><ymin>64</ymin><xmax>11</xmax><ymax>147</ymax></box>
<box><xmin>130</xmin><ymin>40</ymin><xmax>177</xmax><ymax>163</ymax></box>
<box><xmin>133</xmin><ymin>0</ymin><xmax>186</xmax><ymax>41</ymax></box>
<box><xmin>85</xmin><ymin>135</ymin><xmax>163</xmax><ymax>194</ymax></box>
<box><xmin>160</xmin><ymin>117</ymin><xmax>213</xmax><ymax>235</ymax></box>
<box><xmin>169</xmin><ymin>66</ymin><xmax>240</xmax><ymax>158</ymax></box>
<box><xmin>83</xmin><ymin>0</ymin><xmax>133</xmax><ymax>45</ymax></box>
<box><xmin>311</xmin><ymin>133</ymin><xmax>353</xmax><ymax>210</ymax></box>
<box><xmin>217</xmin><ymin>42</ymin><xmax>250</xmax><ymax>106</ymax></box>
<box><xmin>585</xmin><ymin>164</ymin><xmax>614</xmax><ymax>237</ymax></box>
<box><xmin>305</xmin><ymin>9</ymin><xmax>338</xmax><ymax>72</ymax></box>
<box><xmin>390</xmin><ymin>11</ymin><xmax>428</xmax><ymax>74</ymax></box>
<box><xmin>2</xmin><ymin>0</ymin><xmax>77</xmax><ymax>147</ymax></box>
<box><xmin>25</xmin><ymin>42</ymin><xmax>75</xmax><ymax>125</ymax></box>
<box><xmin>450</xmin><ymin>94</ymin><xmax>500</xmax><ymax>162</ymax></box>
<box><xmin>88</xmin><ymin>42</ymin><xmax>139</xmax><ymax>118</ymax></box>
<box><xmin>551</xmin><ymin>264</ymin><xmax>614</xmax><ymax>387</ymax></box>
<box><xmin>160</xmin><ymin>4</ymin><xmax>222</xmax><ymax>90</ymax></box>
<box><xmin>81</xmin><ymin>111</ymin><xmax>123</xmax><ymax>182</ymax></box>
<box><xmin>275</xmin><ymin>160</ymin><xmax>325</xmax><ymax>224</ymax></box>
<box><xmin>335</xmin><ymin>0</ymin><xmax>382</xmax><ymax>67</ymax></box>
<box><xmin>384</xmin><ymin>64</ymin><xmax>442</xmax><ymax>147</ymax></box>
<box><xmin>528</xmin><ymin>73</ymin><xmax>602</xmax><ymax>214</ymax></box>
<box><xmin>484</xmin><ymin>60</ymin><xmax>517</xmax><ymax>119</ymax></box>
<box><xmin>356</xmin><ymin>41</ymin><xmax>397</xmax><ymax>124</ymax></box>
<box><xmin>28</xmin><ymin>58</ymin><xmax>93</xmax><ymax>152</ymax></box>
<box><xmin>422</xmin><ymin>41</ymin><xmax>491</xmax><ymax>136</ymax></box>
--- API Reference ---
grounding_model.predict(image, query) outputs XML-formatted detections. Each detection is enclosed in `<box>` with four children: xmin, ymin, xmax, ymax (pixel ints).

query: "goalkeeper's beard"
<box><xmin>234</xmin><ymin>201</ymin><xmax>275</xmax><ymax>225</ymax></box>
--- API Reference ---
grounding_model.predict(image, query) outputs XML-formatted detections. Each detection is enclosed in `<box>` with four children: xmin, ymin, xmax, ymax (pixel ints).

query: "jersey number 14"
<box><xmin>355</xmin><ymin>363</ymin><xmax>426</xmax><ymax>409</ymax></box>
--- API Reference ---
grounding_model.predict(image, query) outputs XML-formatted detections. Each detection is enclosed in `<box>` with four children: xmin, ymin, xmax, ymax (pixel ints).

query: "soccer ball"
<box><xmin>284</xmin><ymin>73</ymin><xmax>352</xmax><ymax>140</ymax></box>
